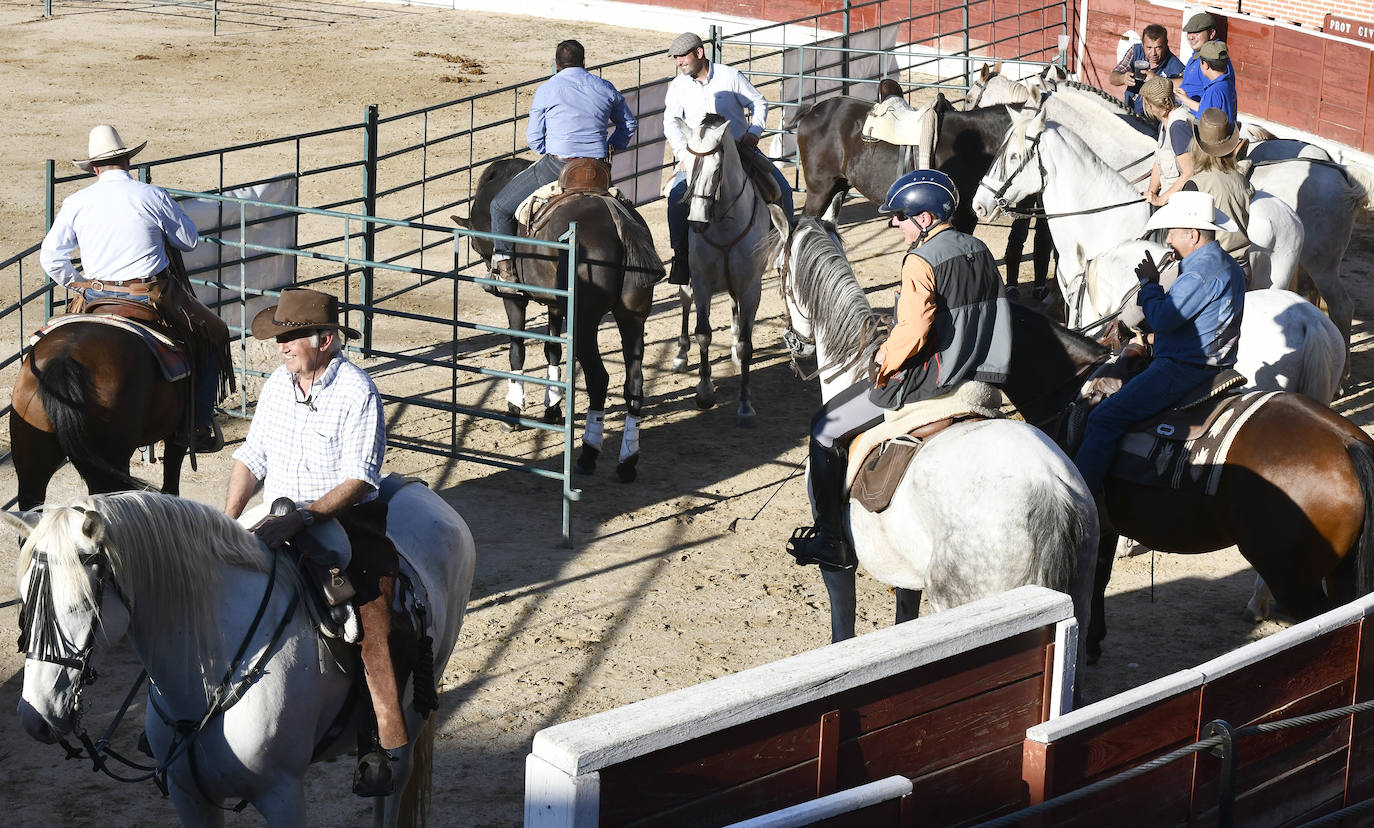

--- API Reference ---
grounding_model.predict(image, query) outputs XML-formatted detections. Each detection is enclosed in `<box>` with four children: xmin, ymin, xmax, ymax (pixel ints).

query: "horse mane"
<box><xmin>19</xmin><ymin>491</ymin><xmax>273</xmax><ymax>691</ymax></box>
<box><xmin>1062</xmin><ymin>79</ymin><xmax>1154</xmax><ymax>127</ymax></box>
<box><xmin>781</xmin><ymin>217</ymin><xmax>889</xmax><ymax>372</ymax></box>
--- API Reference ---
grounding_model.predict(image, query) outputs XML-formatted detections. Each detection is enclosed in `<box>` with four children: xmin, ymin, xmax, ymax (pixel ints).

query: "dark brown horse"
<box><xmin>10</xmin><ymin>321</ymin><xmax>188</xmax><ymax>509</ymax></box>
<box><xmin>1002</xmin><ymin>302</ymin><xmax>1374</xmax><ymax>661</ymax></box>
<box><xmin>453</xmin><ymin>158</ymin><xmax>663</xmax><ymax>482</ymax></box>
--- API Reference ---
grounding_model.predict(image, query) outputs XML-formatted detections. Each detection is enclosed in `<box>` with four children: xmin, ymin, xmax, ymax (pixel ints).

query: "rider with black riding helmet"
<box><xmin>787</xmin><ymin>169</ymin><xmax>1012</xmax><ymax>571</ymax></box>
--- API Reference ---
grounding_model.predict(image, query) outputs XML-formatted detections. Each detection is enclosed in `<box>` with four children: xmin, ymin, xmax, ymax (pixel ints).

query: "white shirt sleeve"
<box><xmin>737</xmin><ymin>73</ymin><xmax>768</xmax><ymax>137</ymax></box>
<box><xmin>39</xmin><ymin>202</ymin><xmax>81</xmax><ymax>286</ymax></box>
<box><xmin>159</xmin><ymin>191</ymin><xmax>199</xmax><ymax>253</ymax></box>
<box><xmin>662</xmin><ymin>78</ymin><xmax>688</xmax><ymax>158</ymax></box>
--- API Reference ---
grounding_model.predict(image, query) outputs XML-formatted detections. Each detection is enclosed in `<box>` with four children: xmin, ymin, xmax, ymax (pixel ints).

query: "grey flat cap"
<box><xmin>1183</xmin><ymin>11</ymin><xmax>1217</xmax><ymax>32</ymax></box>
<box><xmin>669</xmin><ymin>32</ymin><xmax>704</xmax><ymax>56</ymax></box>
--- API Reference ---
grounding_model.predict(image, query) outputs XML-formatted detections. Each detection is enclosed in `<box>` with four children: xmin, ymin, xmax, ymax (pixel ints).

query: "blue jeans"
<box><xmin>1073</xmin><ymin>358</ymin><xmax>1218</xmax><ymax>494</ymax></box>
<box><xmin>490</xmin><ymin>155</ymin><xmax>568</xmax><ymax>258</ymax></box>
<box><xmin>82</xmin><ymin>287</ymin><xmax>218</xmax><ymax>429</ymax></box>
<box><xmin>667</xmin><ymin>147</ymin><xmax>794</xmax><ymax>255</ymax></box>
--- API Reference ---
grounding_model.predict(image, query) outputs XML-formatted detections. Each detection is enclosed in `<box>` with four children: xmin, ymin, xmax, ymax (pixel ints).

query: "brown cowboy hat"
<box><xmin>250</xmin><ymin>288</ymin><xmax>361</xmax><ymax>341</ymax></box>
<box><xmin>1193</xmin><ymin>107</ymin><xmax>1244</xmax><ymax>157</ymax></box>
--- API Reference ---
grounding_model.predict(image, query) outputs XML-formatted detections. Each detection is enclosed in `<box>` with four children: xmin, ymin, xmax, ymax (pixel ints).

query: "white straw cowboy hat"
<box><xmin>1145</xmin><ymin>190</ymin><xmax>1239</xmax><ymax>234</ymax></box>
<box><xmin>250</xmin><ymin>287</ymin><xmax>362</xmax><ymax>340</ymax></box>
<box><xmin>73</xmin><ymin>125</ymin><xmax>147</xmax><ymax>172</ymax></box>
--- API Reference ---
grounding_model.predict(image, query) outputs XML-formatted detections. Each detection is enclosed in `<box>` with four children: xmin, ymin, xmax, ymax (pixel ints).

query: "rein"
<box><xmin>980</xmin><ymin>127</ymin><xmax>1145</xmax><ymax>219</ymax></box>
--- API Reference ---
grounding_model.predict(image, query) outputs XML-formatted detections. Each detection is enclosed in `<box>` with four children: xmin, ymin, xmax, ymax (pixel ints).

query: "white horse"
<box><xmin>972</xmin><ymin>110</ymin><xmax>1310</xmax><ymax>329</ymax></box>
<box><xmin>672</xmin><ymin>113</ymin><xmax>776</xmax><ymax>425</ymax></box>
<box><xmin>12</xmin><ymin>485</ymin><xmax>475</xmax><ymax>827</ymax></box>
<box><xmin>766</xmin><ymin>200</ymin><xmax>1098</xmax><ymax>650</ymax></box>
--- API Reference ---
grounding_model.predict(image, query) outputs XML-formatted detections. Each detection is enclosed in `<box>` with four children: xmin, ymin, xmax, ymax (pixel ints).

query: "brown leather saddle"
<box><xmin>850</xmin><ymin>415</ymin><xmax>983</xmax><ymax>513</ymax></box>
<box><xmin>33</xmin><ymin>314</ymin><xmax>191</xmax><ymax>383</ymax></box>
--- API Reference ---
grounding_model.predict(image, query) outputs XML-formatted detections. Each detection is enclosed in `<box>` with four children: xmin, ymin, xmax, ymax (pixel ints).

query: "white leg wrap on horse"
<box><xmin>620</xmin><ymin>414</ymin><xmax>640</xmax><ymax>462</ymax></box>
<box><xmin>507</xmin><ymin>378</ymin><xmax>524</xmax><ymax>409</ymax></box>
<box><xmin>584</xmin><ymin>409</ymin><xmax>605</xmax><ymax>449</ymax></box>
<box><xmin>545</xmin><ymin>364</ymin><xmax>563</xmax><ymax>407</ymax></box>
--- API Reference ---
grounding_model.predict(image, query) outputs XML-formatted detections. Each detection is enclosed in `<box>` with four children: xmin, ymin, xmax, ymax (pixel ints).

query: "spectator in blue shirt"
<box><xmin>1180</xmin><ymin>41</ymin><xmax>1237</xmax><ymax>123</ymax></box>
<box><xmin>1175</xmin><ymin>12</ymin><xmax>1220</xmax><ymax>104</ymax></box>
<box><xmin>1108</xmin><ymin>24</ymin><xmax>1186</xmax><ymax>118</ymax></box>
<box><xmin>487</xmin><ymin>40</ymin><xmax>636</xmax><ymax>292</ymax></box>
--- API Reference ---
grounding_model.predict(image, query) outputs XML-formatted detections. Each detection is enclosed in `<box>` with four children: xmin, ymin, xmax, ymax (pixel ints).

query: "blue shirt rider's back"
<box><xmin>527</xmin><ymin>67</ymin><xmax>636</xmax><ymax>159</ymax></box>
<box><xmin>1138</xmin><ymin>241</ymin><xmax>1246</xmax><ymax>368</ymax></box>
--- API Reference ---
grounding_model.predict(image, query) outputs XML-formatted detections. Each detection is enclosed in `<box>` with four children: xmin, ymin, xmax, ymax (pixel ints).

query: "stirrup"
<box><xmin>786</xmin><ymin>526</ymin><xmax>857</xmax><ymax>572</ymax></box>
<box><xmin>353</xmin><ymin>749</ymin><xmax>396</xmax><ymax>797</ymax></box>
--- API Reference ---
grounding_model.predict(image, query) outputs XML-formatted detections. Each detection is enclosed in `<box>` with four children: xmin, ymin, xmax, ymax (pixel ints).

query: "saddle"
<box><xmin>1068</xmin><ymin>362</ymin><xmax>1266</xmax><ymax>496</ymax></box>
<box><xmin>861</xmin><ymin>97</ymin><xmax>938</xmax><ymax>172</ymax></box>
<box><xmin>30</xmin><ymin>314</ymin><xmax>191</xmax><ymax>383</ymax></box>
<box><xmin>844</xmin><ymin>381</ymin><xmax>1006</xmax><ymax>513</ymax></box>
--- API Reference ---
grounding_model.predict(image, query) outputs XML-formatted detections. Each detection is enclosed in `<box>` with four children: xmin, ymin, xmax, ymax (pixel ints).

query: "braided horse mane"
<box><xmin>1061</xmin><ymin>79</ymin><xmax>1155</xmax><ymax>128</ymax></box>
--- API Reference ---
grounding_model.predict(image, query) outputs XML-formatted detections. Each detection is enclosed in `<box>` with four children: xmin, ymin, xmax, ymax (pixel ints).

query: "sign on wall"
<box><xmin>1324</xmin><ymin>13</ymin><xmax>1374</xmax><ymax>45</ymax></box>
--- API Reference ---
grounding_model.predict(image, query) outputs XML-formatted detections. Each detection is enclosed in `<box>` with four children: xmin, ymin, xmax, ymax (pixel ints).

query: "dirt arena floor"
<box><xmin>2</xmin><ymin>2</ymin><xmax>1374</xmax><ymax>825</ymax></box>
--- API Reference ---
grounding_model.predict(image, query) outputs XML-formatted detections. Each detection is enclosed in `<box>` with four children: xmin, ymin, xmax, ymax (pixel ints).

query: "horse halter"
<box><xmin>978</xmin><ymin>128</ymin><xmax>1044</xmax><ymax>211</ymax></box>
<box><xmin>772</xmin><ymin>230</ymin><xmax>819</xmax><ymax>377</ymax></box>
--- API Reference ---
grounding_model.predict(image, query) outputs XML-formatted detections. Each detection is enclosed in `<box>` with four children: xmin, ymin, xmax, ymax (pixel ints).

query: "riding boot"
<box><xmin>786</xmin><ymin>439</ymin><xmax>858</xmax><ymax>571</ymax></box>
<box><xmin>668</xmin><ymin>247</ymin><xmax>690</xmax><ymax>286</ymax></box>
<box><xmin>357</xmin><ymin>575</ymin><xmax>415</xmax><ymax>751</ymax></box>
<box><xmin>486</xmin><ymin>258</ymin><xmax>522</xmax><ymax>297</ymax></box>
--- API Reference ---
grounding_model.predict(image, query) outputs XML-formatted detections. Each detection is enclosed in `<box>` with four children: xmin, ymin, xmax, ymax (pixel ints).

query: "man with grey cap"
<box><xmin>1073</xmin><ymin>190</ymin><xmax>1246</xmax><ymax>499</ymax></box>
<box><xmin>40</xmin><ymin>124</ymin><xmax>230</xmax><ymax>452</ymax></box>
<box><xmin>1175</xmin><ymin>12</ymin><xmax>1222</xmax><ymax>104</ymax></box>
<box><xmin>662</xmin><ymin>31</ymin><xmax>793</xmax><ymax>285</ymax></box>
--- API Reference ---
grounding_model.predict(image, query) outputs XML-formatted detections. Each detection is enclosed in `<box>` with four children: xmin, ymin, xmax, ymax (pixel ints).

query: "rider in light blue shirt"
<box><xmin>487</xmin><ymin>40</ymin><xmax>636</xmax><ymax>291</ymax></box>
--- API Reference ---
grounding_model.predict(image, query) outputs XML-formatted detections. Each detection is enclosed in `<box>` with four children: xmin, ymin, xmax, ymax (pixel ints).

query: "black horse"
<box><xmin>453</xmin><ymin>158</ymin><xmax>663</xmax><ymax>482</ymax></box>
<box><xmin>795</xmin><ymin>94</ymin><xmax>1051</xmax><ymax>289</ymax></box>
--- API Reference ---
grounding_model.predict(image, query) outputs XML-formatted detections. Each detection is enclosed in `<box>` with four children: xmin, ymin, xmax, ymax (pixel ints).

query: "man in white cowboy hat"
<box><xmin>1073</xmin><ymin>190</ymin><xmax>1246</xmax><ymax>499</ymax></box>
<box><xmin>224</xmin><ymin>287</ymin><xmax>411</xmax><ymax>796</ymax></box>
<box><xmin>40</xmin><ymin>124</ymin><xmax>231</xmax><ymax>452</ymax></box>
<box><xmin>662</xmin><ymin>30</ymin><xmax>793</xmax><ymax>285</ymax></box>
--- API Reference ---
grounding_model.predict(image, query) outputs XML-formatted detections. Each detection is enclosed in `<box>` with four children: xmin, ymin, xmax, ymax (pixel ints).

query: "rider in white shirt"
<box><xmin>662</xmin><ymin>31</ymin><xmax>793</xmax><ymax>284</ymax></box>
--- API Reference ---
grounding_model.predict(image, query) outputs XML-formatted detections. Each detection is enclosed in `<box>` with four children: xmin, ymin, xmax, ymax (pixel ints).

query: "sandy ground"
<box><xmin>1</xmin><ymin>3</ymin><xmax>1373</xmax><ymax>825</ymax></box>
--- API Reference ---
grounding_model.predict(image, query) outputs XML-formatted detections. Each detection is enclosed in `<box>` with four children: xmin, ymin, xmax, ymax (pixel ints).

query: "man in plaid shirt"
<box><xmin>225</xmin><ymin>287</ymin><xmax>411</xmax><ymax>796</ymax></box>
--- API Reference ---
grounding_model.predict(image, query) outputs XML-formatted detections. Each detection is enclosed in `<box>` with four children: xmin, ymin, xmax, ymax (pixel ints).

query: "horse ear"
<box><xmin>822</xmin><ymin>192</ymin><xmax>845</xmax><ymax>225</ymax></box>
<box><xmin>993</xmin><ymin>59</ymin><xmax>1003</xmax><ymax>75</ymax></box>
<box><xmin>1073</xmin><ymin>241</ymin><xmax>1088</xmax><ymax>274</ymax></box>
<box><xmin>1</xmin><ymin>510</ymin><xmax>40</xmax><ymax>540</ymax></box>
<box><xmin>81</xmin><ymin>511</ymin><xmax>105</xmax><ymax>544</ymax></box>
<box><xmin>979</xmin><ymin>63</ymin><xmax>991</xmax><ymax>81</ymax></box>
<box><xmin>450</xmin><ymin>213</ymin><xmax>471</xmax><ymax>229</ymax></box>
<box><xmin>768</xmin><ymin>204</ymin><xmax>790</xmax><ymax>237</ymax></box>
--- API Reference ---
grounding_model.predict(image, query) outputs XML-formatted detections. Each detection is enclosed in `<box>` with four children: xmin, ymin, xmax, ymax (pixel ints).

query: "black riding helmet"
<box><xmin>878</xmin><ymin>169</ymin><xmax>958</xmax><ymax>223</ymax></box>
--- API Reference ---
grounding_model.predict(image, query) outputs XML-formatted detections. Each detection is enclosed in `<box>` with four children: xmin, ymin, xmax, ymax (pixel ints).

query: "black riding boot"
<box><xmin>786</xmin><ymin>439</ymin><xmax>857</xmax><ymax>571</ymax></box>
<box><xmin>668</xmin><ymin>247</ymin><xmax>690</xmax><ymax>286</ymax></box>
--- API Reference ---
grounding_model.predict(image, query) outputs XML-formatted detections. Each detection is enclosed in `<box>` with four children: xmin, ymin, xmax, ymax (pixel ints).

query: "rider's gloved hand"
<box><xmin>1135</xmin><ymin>251</ymin><xmax>1162</xmax><ymax>284</ymax></box>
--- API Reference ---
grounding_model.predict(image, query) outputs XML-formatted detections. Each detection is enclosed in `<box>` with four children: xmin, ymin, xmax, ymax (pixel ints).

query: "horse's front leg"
<box><xmin>692</xmin><ymin>281</ymin><xmax>716</xmax><ymax>410</ymax></box>
<box><xmin>502</xmin><ymin>296</ymin><xmax>531</xmax><ymax>431</ymax></box>
<box><xmin>251</xmin><ymin>781</ymin><xmax>306</xmax><ymax>828</ymax></box>
<box><xmin>161</xmin><ymin>441</ymin><xmax>189</xmax><ymax>496</ymax></box>
<box><xmin>734</xmin><ymin>285</ymin><xmax>760</xmax><ymax>426</ymax></box>
<box><xmin>168</xmin><ymin>783</ymin><xmax>229</xmax><ymax>828</ymax></box>
<box><xmin>673</xmin><ymin>284</ymin><xmax>692</xmax><ymax>373</ymax></box>
<box><xmin>542</xmin><ymin>307</ymin><xmax>565</xmax><ymax>424</ymax></box>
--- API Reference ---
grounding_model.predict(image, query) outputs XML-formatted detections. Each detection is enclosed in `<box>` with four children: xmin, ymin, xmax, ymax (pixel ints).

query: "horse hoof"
<box><xmin>696</xmin><ymin>396</ymin><xmax>716</xmax><ymax>411</ymax></box>
<box><xmin>542</xmin><ymin>404</ymin><xmax>563</xmax><ymax>424</ymax></box>
<box><xmin>576</xmin><ymin>444</ymin><xmax>600</xmax><ymax>475</ymax></box>
<box><xmin>502</xmin><ymin>403</ymin><xmax>526</xmax><ymax>432</ymax></box>
<box><xmin>616</xmin><ymin>454</ymin><xmax>639</xmax><ymax>483</ymax></box>
<box><xmin>672</xmin><ymin>357</ymin><xmax>689</xmax><ymax>373</ymax></box>
<box><xmin>737</xmin><ymin>412</ymin><xmax>755</xmax><ymax>428</ymax></box>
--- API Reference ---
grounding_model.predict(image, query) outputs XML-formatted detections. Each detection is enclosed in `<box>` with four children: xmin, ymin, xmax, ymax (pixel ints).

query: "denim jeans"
<box><xmin>1073</xmin><ymin>358</ymin><xmax>1219</xmax><ymax>493</ymax></box>
<box><xmin>666</xmin><ymin>146</ymin><xmax>794</xmax><ymax>255</ymax></box>
<box><xmin>490</xmin><ymin>155</ymin><xmax>568</xmax><ymax>258</ymax></box>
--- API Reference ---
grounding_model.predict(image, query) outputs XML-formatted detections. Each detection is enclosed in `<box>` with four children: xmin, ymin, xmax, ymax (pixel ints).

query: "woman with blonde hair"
<box><xmin>1140</xmin><ymin>75</ymin><xmax>1194</xmax><ymax>207</ymax></box>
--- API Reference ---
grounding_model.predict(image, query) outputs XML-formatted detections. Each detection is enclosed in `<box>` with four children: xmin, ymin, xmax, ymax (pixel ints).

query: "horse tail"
<box><xmin>1025</xmin><ymin>473</ymin><xmax>1092</xmax><ymax>592</ymax></box>
<box><xmin>1343</xmin><ymin>162</ymin><xmax>1374</xmax><ymax>212</ymax></box>
<box><xmin>394</xmin><ymin>715</ymin><xmax>435</xmax><ymax>828</ymax></box>
<box><xmin>30</xmin><ymin>348</ymin><xmax>143</xmax><ymax>491</ymax></box>
<box><xmin>603</xmin><ymin>196</ymin><xmax>664</xmax><ymax>289</ymax></box>
<box><xmin>1294</xmin><ymin>309</ymin><xmax>1345</xmax><ymax>405</ymax></box>
<box><xmin>1347</xmin><ymin>440</ymin><xmax>1374</xmax><ymax>598</ymax></box>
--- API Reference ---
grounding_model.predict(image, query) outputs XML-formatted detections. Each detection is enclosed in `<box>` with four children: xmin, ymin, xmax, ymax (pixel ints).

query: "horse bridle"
<box><xmin>683</xmin><ymin>137</ymin><xmax>761</xmax><ymax>281</ymax></box>
<box><xmin>19</xmin><ymin>546</ymin><xmax>124</xmax><ymax>701</ymax></box>
<box><xmin>978</xmin><ymin>127</ymin><xmax>1146</xmax><ymax>219</ymax></box>
<box><xmin>771</xmin><ymin>230</ymin><xmax>820</xmax><ymax>378</ymax></box>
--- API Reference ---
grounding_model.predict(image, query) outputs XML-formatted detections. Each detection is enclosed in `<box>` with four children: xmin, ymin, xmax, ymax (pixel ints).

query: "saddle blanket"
<box><xmin>845</xmin><ymin>381</ymin><xmax>1005</xmax><ymax>512</ymax></box>
<box><xmin>30</xmin><ymin>314</ymin><xmax>190</xmax><ymax>383</ymax></box>
<box><xmin>515</xmin><ymin>181</ymin><xmax>624</xmax><ymax>230</ymax></box>
<box><xmin>1112</xmin><ymin>390</ymin><xmax>1279</xmax><ymax>496</ymax></box>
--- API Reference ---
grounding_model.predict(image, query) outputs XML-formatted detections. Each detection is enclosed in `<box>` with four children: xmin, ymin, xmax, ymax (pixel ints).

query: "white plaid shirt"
<box><xmin>234</xmin><ymin>354</ymin><xmax>385</xmax><ymax>504</ymax></box>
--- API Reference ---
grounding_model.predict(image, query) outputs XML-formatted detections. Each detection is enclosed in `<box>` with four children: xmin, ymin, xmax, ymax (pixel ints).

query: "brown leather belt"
<box><xmin>72</xmin><ymin>275</ymin><xmax>161</xmax><ymax>294</ymax></box>
<box><xmin>553</xmin><ymin>155</ymin><xmax>608</xmax><ymax>163</ymax></box>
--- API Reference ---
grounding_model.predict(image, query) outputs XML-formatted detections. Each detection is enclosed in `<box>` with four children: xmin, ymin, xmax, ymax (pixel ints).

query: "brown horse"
<box><xmin>1002</xmin><ymin>302</ymin><xmax>1374</xmax><ymax>662</ymax></box>
<box><xmin>10</xmin><ymin>321</ymin><xmax>188</xmax><ymax>509</ymax></box>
